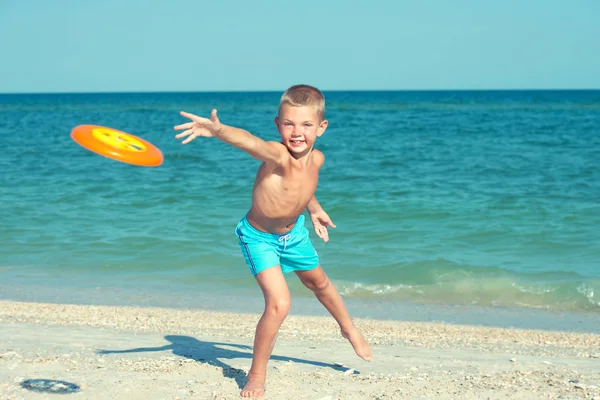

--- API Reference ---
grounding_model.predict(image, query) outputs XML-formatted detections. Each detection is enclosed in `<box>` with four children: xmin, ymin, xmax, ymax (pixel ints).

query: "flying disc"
<box><xmin>71</xmin><ymin>125</ymin><xmax>163</xmax><ymax>167</ymax></box>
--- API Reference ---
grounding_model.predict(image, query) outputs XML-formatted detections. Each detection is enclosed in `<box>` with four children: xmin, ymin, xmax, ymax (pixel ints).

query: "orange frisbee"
<box><xmin>71</xmin><ymin>125</ymin><xmax>163</xmax><ymax>167</ymax></box>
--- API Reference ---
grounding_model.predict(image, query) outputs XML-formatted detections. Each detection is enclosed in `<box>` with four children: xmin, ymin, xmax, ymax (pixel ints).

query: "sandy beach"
<box><xmin>1</xmin><ymin>300</ymin><xmax>599</xmax><ymax>399</ymax></box>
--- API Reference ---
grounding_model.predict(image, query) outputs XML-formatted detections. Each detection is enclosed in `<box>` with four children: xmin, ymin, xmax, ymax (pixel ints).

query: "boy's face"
<box><xmin>275</xmin><ymin>105</ymin><xmax>328</xmax><ymax>157</ymax></box>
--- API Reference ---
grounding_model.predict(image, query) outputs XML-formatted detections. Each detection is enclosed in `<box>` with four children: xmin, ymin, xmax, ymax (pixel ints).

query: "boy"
<box><xmin>174</xmin><ymin>85</ymin><xmax>372</xmax><ymax>398</ymax></box>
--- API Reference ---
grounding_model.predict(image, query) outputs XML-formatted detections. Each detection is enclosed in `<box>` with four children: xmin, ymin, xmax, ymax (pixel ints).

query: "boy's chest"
<box><xmin>280</xmin><ymin>167</ymin><xmax>318</xmax><ymax>195</ymax></box>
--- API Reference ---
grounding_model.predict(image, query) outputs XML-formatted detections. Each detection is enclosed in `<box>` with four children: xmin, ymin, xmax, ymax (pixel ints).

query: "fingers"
<box><xmin>315</xmin><ymin>226</ymin><xmax>329</xmax><ymax>242</ymax></box>
<box><xmin>180</xmin><ymin>111</ymin><xmax>212</xmax><ymax>125</ymax></box>
<box><xmin>319</xmin><ymin>218</ymin><xmax>336</xmax><ymax>229</ymax></box>
<box><xmin>180</xmin><ymin>110</ymin><xmax>198</xmax><ymax>119</ymax></box>
<box><xmin>174</xmin><ymin>122</ymin><xmax>194</xmax><ymax>130</ymax></box>
<box><xmin>211</xmin><ymin>109</ymin><xmax>219</xmax><ymax>122</ymax></box>
<box><xmin>181</xmin><ymin>132</ymin><xmax>197</xmax><ymax>144</ymax></box>
<box><xmin>315</xmin><ymin>229</ymin><xmax>324</xmax><ymax>241</ymax></box>
<box><xmin>181</xmin><ymin>135</ymin><xmax>196</xmax><ymax>144</ymax></box>
<box><xmin>175</xmin><ymin>110</ymin><xmax>214</xmax><ymax>144</ymax></box>
<box><xmin>175</xmin><ymin>128</ymin><xmax>194</xmax><ymax>139</ymax></box>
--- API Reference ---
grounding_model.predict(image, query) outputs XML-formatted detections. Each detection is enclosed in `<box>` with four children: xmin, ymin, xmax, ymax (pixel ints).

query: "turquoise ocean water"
<box><xmin>1</xmin><ymin>91</ymin><xmax>599</xmax><ymax>330</ymax></box>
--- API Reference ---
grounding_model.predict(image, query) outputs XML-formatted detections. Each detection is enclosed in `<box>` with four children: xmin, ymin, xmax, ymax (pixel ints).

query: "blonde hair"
<box><xmin>279</xmin><ymin>84</ymin><xmax>325</xmax><ymax>121</ymax></box>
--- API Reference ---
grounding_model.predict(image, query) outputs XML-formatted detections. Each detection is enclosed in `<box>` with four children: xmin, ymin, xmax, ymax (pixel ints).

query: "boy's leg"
<box><xmin>241</xmin><ymin>266</ymin><xmax>291</xmax><ymax>398</ymax></box>
<box><xmin>295</xmin><ymin>266</ymin><xmax>372</xmax><ymax>361</ymax></box>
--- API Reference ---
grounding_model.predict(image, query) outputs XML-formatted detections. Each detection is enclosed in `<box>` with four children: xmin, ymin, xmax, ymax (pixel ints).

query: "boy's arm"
<box><xmin>307</xmin><ymin>195</ymin><xmax>336</xmax><ymax>242</ymax></box>
<box><xmin>307</xmin><ymin>195</ymin><xmax>323</xmax><ymax>213</ymax></box>
<box><xmin>175</xmin><ymin>110</ymin><xmax>286</xmax><ymax>164</ymax></box>
<box><xmin>216</xmin><ymin>124</ymin><xmax>287</xmax><ymax>164</ymax></box>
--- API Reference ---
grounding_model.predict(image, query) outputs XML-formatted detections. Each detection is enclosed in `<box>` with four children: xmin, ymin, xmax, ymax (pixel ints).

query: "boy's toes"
<box><xmin>240</xmin><ymin>377</ymin><xmax>265</xmax><ymax>398</ymax></box>
<box><xmin>241</xmin><ymin>389</ymin><xmax>264</xmax><ymax>398</ymax></box>
<box><xmin>342</xmin><ymin>327</ymin><xmax>373</xmax><ymax>362</ymax></box>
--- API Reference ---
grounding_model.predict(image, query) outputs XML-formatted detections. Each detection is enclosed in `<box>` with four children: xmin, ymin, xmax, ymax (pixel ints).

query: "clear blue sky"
<box><xmin>1</xmin><ymin>0</ymin><xmax>599</xmax><ymax>93</ymax></box>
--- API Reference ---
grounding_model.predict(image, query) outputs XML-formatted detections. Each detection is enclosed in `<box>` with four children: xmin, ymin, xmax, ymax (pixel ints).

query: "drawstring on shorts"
<box><xmin>278</xmin><ymin>234</ymin><xmax>291</xmax><ymax>250</ymax></box>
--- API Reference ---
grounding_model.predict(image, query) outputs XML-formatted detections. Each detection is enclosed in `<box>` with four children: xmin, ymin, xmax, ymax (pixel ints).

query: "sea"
<box><xmin>1</xmin><ymin>90</ymin><xmax>599</xmax><ymax>333</ymax></box>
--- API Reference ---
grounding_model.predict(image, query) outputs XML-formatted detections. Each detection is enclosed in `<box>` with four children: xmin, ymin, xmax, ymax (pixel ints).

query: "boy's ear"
<box><xmin>317</xmin><ymin>119</ymin><xmax>328</xmax><ymax>137</ymax></box>
<box><xmin>274</xmin><ymin>116</ymin><xmax>280</xmax><ymax>129</ymax></box>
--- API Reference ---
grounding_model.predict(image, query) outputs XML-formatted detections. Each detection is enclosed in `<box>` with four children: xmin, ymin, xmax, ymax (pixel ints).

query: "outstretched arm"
<box><xmin>174</xmin><ymin>110</ymin><xmax>286</xmax><ymax>165</ymax></box>
<box><xmin>307</xmin><ymin>195</ymin><xmax>336</xmax><ymax>242</ymax></box>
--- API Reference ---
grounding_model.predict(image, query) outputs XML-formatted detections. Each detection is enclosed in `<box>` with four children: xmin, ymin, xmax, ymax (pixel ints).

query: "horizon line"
<box><xmin>1</xmin><ymin>88</ymin><xmax>599</xmax><ymax>96</ymax></box>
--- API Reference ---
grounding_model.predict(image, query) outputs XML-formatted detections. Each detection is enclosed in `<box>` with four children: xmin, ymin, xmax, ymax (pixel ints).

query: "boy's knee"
<box><xmin>266</xmin><ymin>297</ymin><xmax>291</xmax><ymax>317</ymax></box>
<box><xmin>305</xmin><ymin>276</ymin><xmax>330</xmax><ymax>292</ymax></box>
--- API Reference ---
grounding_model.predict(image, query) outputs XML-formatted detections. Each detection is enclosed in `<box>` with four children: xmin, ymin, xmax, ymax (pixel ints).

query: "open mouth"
<box><xmin>290</xmin><ymin>140</ymin><xmax>305</xmax><ymax>146</ymax></box>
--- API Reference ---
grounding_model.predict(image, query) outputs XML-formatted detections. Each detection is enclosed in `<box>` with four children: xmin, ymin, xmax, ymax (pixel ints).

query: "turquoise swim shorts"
<box><xmin>235</xmin><ymin>214</ymin><xmax>319</xmax><ymax>277</ymax></box>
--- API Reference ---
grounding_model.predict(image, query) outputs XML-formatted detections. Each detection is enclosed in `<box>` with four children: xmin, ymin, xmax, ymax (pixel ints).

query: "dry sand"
<box><xmin>1</xmin><ymin>300</ymin><xmax>599</xmax><ymax>399</ymax></box>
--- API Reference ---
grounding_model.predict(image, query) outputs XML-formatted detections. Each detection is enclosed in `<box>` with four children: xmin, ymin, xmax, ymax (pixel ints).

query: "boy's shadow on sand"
<box><xmin>97</xmin><ymin>335</ymin><xmax>348</xmax><ymax>390</ymax></box>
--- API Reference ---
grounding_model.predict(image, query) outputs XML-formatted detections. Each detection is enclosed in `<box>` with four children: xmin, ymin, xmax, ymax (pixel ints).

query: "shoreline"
<box><xmin>2</xmin><ymin>278</ymin><xmax>599</xmax><ymax>334</ymax></box>
<box><xmin>1</xmin><ymin>300</ymin><xmax>600</xmax><ymax>399</ymax></box>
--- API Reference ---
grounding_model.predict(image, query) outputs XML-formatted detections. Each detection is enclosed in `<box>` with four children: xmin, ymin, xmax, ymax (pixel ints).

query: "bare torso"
<box><xmin>246</xmin><ymin>148</ymin><xmax>323</xmax><ymax>234</ymax></box>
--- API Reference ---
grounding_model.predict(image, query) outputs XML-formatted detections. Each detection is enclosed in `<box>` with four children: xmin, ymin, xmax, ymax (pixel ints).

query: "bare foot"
<box><xmin>342</xmin><ymin>327</ymin><xmax>373</xmax><ymax>361</ymax></box>
<box><xmin>240</xmin><ymin>373</ymin><xmax>265</xmax><ymax>398</ymax></box>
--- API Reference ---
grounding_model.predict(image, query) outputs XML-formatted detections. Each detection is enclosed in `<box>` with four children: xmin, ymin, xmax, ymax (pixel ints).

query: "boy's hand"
<box><xmin>309</xmin><ymin>209</ymin><xmax>336</xmax><ymax>242</ymax></box>
<box><xmin>174</xmin><ymin>109</ymin><xmax>222</xmax><ymax>144</ymax></box>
